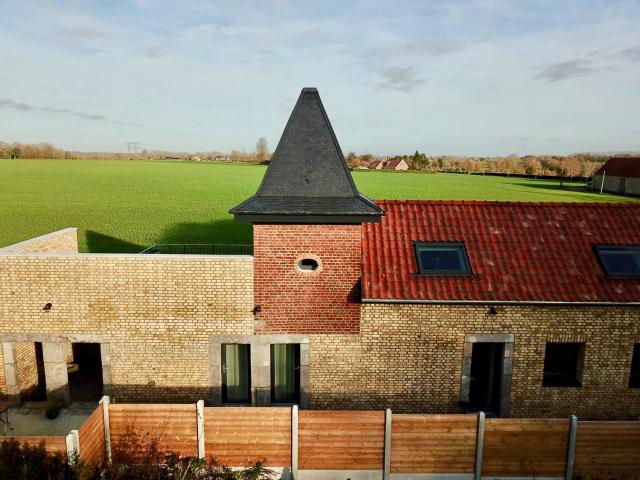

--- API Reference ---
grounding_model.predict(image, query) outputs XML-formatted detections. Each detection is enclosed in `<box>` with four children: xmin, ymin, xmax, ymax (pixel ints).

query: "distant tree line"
<box><xmin>0</xmin><ymin>141</ymin><xmax>272</xmax><ymax>163</ymax></box>
<box><xmin>0</xmin><ymin>142</ymin><xmax>67</xmax><ymax>159</ymax></box>
<box><xmin>344</xmin><ymin>150</ymin><xmax>640</xmax><ymax>179</ymax></box>
<box><xmin>2</xmin><ymin>140</ymin><xmax>636</xmax><ymax>180</ymax></box>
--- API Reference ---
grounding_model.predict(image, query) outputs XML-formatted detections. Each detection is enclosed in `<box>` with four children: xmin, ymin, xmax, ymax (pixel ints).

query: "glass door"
<box><xmin>222</xmin><ymin>344</ymin><xmax>251</xmax><ymax>404</ymax></box>
<box><xmin>270</xmin><ymin>344</ymin><xmax>300</xmax><ymax>404</ymax></box>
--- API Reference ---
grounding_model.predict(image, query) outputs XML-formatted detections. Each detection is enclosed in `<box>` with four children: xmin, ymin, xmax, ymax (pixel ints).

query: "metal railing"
<box><xmin>140</xmin><ymin>244</ymin><xmax>253</xmax><ymax>255</ymax></box>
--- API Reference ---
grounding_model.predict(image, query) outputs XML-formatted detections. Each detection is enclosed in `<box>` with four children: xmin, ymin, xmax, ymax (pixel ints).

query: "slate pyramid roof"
<box><xmin>230</xmin><ymin>88</ymin><xmax>384</xmax><ymax>223</ymax></box>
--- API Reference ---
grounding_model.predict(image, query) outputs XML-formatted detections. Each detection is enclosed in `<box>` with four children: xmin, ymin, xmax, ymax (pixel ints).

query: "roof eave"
<box><xmin>233</xmin><ymin>213</ymin><xmax>383</xmax><ymax>224</ymax></box>
<box><xmin>361</xmin><ymin>298</ymin><xmax>640</xmax><ymax>306</ymax></box>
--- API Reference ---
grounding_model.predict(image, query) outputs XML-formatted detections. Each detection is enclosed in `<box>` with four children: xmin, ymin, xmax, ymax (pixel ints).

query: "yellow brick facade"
<box><xmin>1</xmin><ymin>229</ymin><xmax>639</xmax><ymax>419</ymax></box>
<box><xmin>0</xmin><ymin>228</ymin><xmax>79</xmax><ymax>254</ymax></box>
<box><xmin>0</xmin><ymin>247</ymin><xmax>253</xmax><ymax>402</ymax></box>
<box><xmin>310</xmin><ymin>304</ymin><xmax>640</xmax><ymax>419</ymax></box>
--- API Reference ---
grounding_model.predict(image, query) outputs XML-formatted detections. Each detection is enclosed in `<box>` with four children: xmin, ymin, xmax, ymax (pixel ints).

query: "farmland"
<box><xmin>1</xmin><ymin>159</ymin><xmax>637</xmax><ymax>253</ymax></box>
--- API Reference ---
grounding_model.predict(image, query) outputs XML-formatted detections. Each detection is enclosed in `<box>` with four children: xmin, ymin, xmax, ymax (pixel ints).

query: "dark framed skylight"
<box><xmin>594</xmin><ymin>245</ymin><xmax>640</xmax><ymax>277</ymax></box>
<box><xmin>414</xmin><ymin>242</ymin><xmax>472</xmax><ymax>275</ymax></box>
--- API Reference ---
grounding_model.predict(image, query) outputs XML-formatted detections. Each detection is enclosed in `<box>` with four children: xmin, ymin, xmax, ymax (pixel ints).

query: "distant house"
<box><xmin>592</xmin><ymin>157</ymin><xmax>640</xmax><ymax>195</ymax></box>
<box><xmin>383</xmin><ymin>157</ymin><xmax>409</xmax><ymax>171</ymax></box>
<box><xmin>368</xmin><ymin>160</ymin><xmax>383</xmax><ymax>170</ymax></box>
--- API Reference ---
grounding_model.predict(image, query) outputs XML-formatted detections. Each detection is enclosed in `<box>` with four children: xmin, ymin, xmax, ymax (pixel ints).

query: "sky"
<box><xmin>1</xmin><ymin>0</ymin><xmax>640</xmax><ymax>156</ymax></box>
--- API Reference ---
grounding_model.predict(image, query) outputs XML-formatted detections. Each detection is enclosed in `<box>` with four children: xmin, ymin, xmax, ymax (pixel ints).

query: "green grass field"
<box><xmin>1</xmin><ymin>159</ymin><xmax>637</xmax><ymax>252</ymax></box>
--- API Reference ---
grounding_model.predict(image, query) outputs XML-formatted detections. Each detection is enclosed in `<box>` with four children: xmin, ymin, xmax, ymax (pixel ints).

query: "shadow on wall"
<box><xmin>85</xmin><ymin>231</ymin><xmax>146</xmax><ymax>253</ymax></box>
<box><xmin>103</xmin><ymin>384</ymin><xmax>447</xmax><ymax>413</ymax></box>
<box><xmin>512</xmin><ymin>182</ymin><xmax>591</xmax><ymax>194</ymax></box>
<box><xmin>157</xmin><ymin>219</ymin><xmax>252</xmax><ymax>246</ymax></box>
<box><xmin>513</xmin><ymin>182</ymin><xmax>639</xmax><ymax>200</ymax></box>
<box><xmin>106</xmin><ymin>384</ymin><xmax>421</xmax><ymax>412</ymax></box>
<box><xmin>83</xmin><ymin>219</ymin><xmax>252</xmax><ymax>253</ymax></box>
<box><xmin>108</xmin><ymin>384</ymin><xmax>213</xmax><ymax>404</ymax></box>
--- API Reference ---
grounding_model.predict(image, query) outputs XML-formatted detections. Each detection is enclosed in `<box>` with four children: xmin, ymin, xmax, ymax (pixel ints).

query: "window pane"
<box><xmin>543</xmin><ymin>342</ymin><xmax>584</xmax><ymax>387</ymax></box>
<box><xmin>630</xmin><ymin>344</ymin><xmax>640</xmax><ymax>389</ymax></box>
<box><xmin>415</xmin><ymin>243</ymin><xmax>471</xmax><ymax>274</ymax></box>
<box><xmin>222</xmin><ymin>344</ymin><xmax>251</xmax><ymax>403</ymax></box>
<box><xmin>600</xmin><ymin>250</ymin><xmax>640</xmax><ymax>275</ymax></box>
<box><xmin>271</xmin><ymin>344</ymin><xmax>300</xmax><ymax>404</ymax></box>
<box><xmin>420</xmin><ymin>248</ymin><xmax>462</xmax><ymax>271</ymax></box>
<box><xmin>596</xmin><ymin>246</ymin><xmax>640</xmax><ymax>276</ymax></box>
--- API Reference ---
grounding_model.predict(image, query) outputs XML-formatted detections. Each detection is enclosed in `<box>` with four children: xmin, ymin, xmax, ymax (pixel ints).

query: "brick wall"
<box><xmin>0</xmin><ymin>228</ymin><xmax>78</xmax><ymax>254</ymax></box>
<box><xmin>0</xmin><ymin>348</ymin><xmax>4</xmax><ymax>392</ymax></box>
<box><xmin>309</xmin><ymin>303</ymin><xmax>640</xmax><ymax>419</ymax></box>
<box><xmin>2</xmin><ymin>230</ymin><xmax>639</xmax><ymax>418</ymax></box>
<box><xmin>0</xmin><ymin>253</ymin><xmax>253</xmax><ymax>402</ymax></box>
<box><xmin>14</xmin><ymin>342</ymin><xmax>39</xmax><ymax>398</ymax></box>
<box><xmin>253</xmin><ymin>224</ymin><xmax>361</xmax><ymax>334</ymax></box>
<box><xmin>64</xmin><ymin>342</ymin><xmax>73</xmax><ymax>363</ymax></box>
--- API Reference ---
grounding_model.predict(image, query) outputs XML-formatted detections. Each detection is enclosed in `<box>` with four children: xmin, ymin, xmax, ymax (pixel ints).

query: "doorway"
<box><xmin>468</xmin><ymin>342</ymin><xmax>504</xmax><ymax>414</ymax></box>
<box><xmin>221</xmin><ymin>344</ymin><xmax>251</xmax><ymax>404</ymax></box>
<box><xmin>618</xmin><ymin>177</ymin><xmax>627</xmax><ymax>194</ymax></box>
<box><xmin>68</xmin><ymin>343</ymin><xmax>103</xmax><ymax>402</ymax></box>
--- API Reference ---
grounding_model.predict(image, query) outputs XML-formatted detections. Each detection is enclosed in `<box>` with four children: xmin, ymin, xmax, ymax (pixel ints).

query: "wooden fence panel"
<box><xmin>109</xmin><ymin>404</ymin><xmax>197</xmax><ymax>458</ymax></box>
<box><xmin>78</xmin><ymin>403</ymin><xmax>105</xmax><ymax>465</ymax></box>
<box><xmin>482</xmin><ymin>418</ymin><xmax>569</xmax><ymax>477</ymax></box>
<box><xmin>204</xmin><ymin>407</ymin><xmax>291</xmax><ymax>467</ymax></box>
<box><xmin>574</xmin><ymin>421</ymin><xmax>640</xmax><ymax>478</ymax></box>
<box><xmin>0</xmin><ymin>436</ymin><xmax>67</xmax><ymax>455</ymax></box>
<box><xmin>298</xmin><ymin>410</ymin><xmax>385</xmax><ymax>470</ymax></box>
<box><xmin>391</xmin><ymin>414</ymin><xmax>477</xmax><ymax>473</ymax></box>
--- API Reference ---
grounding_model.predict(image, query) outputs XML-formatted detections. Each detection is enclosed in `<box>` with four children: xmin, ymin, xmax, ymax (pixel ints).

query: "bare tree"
<box><xmin>256</xmin><ymin>137</ymin><xmax>269</xmax><ymax>163</ymax></box>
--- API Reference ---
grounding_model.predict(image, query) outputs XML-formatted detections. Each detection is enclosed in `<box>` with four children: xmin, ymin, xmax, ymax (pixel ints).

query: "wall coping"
<box><xmin>0</xmin><ymin>227</ymin><xmax>77</xmax><ymax>253</ymax></box>
<box><xmin>0</xmin><ymin>252</ymin><xmax>253</xmax><ymax>260</ymax></box>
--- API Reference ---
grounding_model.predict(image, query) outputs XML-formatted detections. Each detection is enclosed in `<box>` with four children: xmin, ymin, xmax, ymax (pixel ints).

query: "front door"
<box><xmin>618</xmin><ymin>177</ymin><xmax>627</xmax><ymax>194</ymax></box>
<box><xmin>468</xmin><ymin>342</ymin><xmax>503</xmax><ymax>415</ymax></box>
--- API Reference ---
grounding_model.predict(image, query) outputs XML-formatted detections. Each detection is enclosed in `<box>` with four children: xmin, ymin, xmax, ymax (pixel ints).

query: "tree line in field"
<box><xmin>2</xmin><ymin>141</ymin><xmax>637</xmax><ymax>179</ymax></box>
<box><xmin>346</xmin><ymin>150</ymin><xmax>630</xmax><ymax>179</ymax></box>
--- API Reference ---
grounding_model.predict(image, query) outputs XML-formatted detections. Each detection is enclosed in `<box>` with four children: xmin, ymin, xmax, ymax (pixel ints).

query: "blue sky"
<box><xmin>1</xmin><ymin>0</ymin><xmax>639</xmax><ymax>156</ymax></box>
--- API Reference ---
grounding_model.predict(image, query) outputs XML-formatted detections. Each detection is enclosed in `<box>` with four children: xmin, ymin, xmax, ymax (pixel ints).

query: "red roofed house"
<box><xmin>1</xmin><ymin>89</ymin><xmax>639</xmax><ymax>421</ymax></box>
<box><xmin>592</xmin><ymin>157</ymin><xmax>640</xmax><ymax>195</ymax></box>
<box><xmin>382</xmin><ymin>157</ymin><xmax>409</xmax><ymax>170</ymax></box>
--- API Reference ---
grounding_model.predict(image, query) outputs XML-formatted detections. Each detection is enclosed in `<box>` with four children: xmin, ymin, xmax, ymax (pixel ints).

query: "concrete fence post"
<box><xmin>474</xmin><ymin>411</ymin><xmax>485</xmax><ymax>480</ymax></box>
<box><xmin>196</xmin><ymin>400</ymin><xmax>205</xmax><ymax>459</ymax></box>
<box><xmin>99</xmin><ymin>395</ymin><xmax>112</xmax><ymax>464</ymax></box>
<box><xmin>565</xmin><ymin>415</ymin><xmax>578</xmax><ymax>480</ymax></box>
<box><xmin>66</xmin><ymin>429</ymin><xmax>80</xmax><ymax>464</ymax></box>
<box><xmin>291</xmin><ymin>405</ymin><xmax>299</xmax><ymax>480</ymax></box>
<box><xmin>383</xmin><ymin>408</ymin><xmax>392</xmax><ymax>480</ymax></box>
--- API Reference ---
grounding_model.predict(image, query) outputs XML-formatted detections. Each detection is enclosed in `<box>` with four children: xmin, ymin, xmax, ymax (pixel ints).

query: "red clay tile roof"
<box><xmin>595</xmin><ymin>157</ymin><xmax>640</xmax><ymax>178</ymax></box>
<box><xmin>362</xmin><ymin>200</ymin><xmax>640</xmax><ymax>303</ymax></box>
<box><xmin>383</xmin><ymin>158</ymin><xmax>406</xmax><ymax>169</ymax></box>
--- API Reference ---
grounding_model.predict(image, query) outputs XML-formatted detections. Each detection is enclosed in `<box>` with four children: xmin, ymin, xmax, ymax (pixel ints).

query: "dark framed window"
<box><xmin>414</xmin><ymin>242</ymin><xmax>472</xmax><ymax>275</ymax></box>
<box><xmin>630</xmin><ymin>344</ymin><xmax>640</xmax><ymax>389</ymax></box>
<box><xmin>271</xmin><ymin>344</ymin><xmax>300</xmax><ymax>404</ymax></box>
<box><xmin>543</xmin><ymin>342</ymin><xmax>585</xmax><ymax>387</ymax></box>
<box><xmin>594</xmin><ymin>245</ymin><xmax>640</xmax><ymax>277</ymax></box>
<box><xmin>222</xmin><ymin>344</ymin><xmax>251</xmax><ymax>404</ymax></box>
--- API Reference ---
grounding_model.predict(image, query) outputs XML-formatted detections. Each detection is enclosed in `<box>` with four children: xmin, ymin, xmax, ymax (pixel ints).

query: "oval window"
<box><xmin>298</xmin><ymin>258</ymin><xmax>319</xmax><ymax>271</ymax></box>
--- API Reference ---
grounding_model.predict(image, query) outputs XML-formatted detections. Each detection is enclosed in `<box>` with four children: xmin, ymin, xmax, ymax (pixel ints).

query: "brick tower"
<box><xmin>230</xmin><ymin>88</ymin><xmax>383</xmax><ymax>334</ymax></box>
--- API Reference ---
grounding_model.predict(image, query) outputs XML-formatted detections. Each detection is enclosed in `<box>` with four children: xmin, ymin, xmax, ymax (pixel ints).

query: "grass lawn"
<box><xmin>1</xmin><ymin>159</ymin><xmax>637</xmax><ymax>252</ymax></box>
